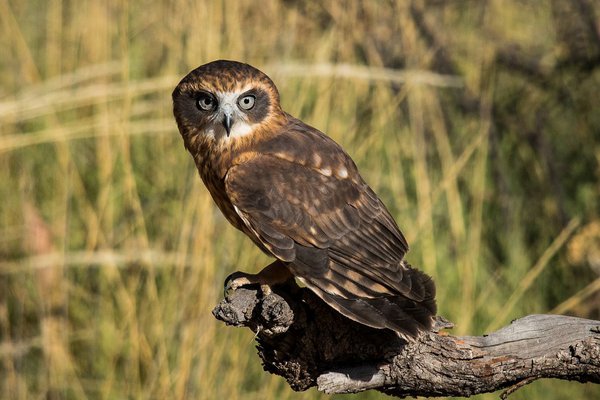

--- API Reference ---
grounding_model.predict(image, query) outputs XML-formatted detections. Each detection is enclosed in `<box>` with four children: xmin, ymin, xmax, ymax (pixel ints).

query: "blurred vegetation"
<box><xmin>1</xmin><ymin>0</ymin><xmax>599</xmax><ymax>399</ymax></box>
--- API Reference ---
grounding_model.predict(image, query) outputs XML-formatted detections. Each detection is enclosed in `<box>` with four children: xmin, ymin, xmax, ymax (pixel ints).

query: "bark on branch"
<box><xmin>212</xmin><ymin>281</ymin><xmax>600</xmax><ymax>398</ymax></box>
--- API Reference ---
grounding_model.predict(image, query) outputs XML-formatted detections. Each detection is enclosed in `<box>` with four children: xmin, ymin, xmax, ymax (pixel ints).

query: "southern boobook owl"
<box><xmin>172</xmin><ymin>60</ymin><xmax>436</xmax><ymax>339</ymax></box>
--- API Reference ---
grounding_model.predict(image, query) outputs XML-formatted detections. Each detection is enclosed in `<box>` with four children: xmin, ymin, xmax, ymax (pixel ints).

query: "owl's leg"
<box><xmin>224</xmin><ymin>259</ymin><xmax>294</xmax><ymax>296</ymax></box>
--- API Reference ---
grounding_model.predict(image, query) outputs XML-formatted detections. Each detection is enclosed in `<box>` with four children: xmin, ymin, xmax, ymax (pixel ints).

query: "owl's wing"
<box><xmin>225</xmin><ymin>155</ymin><xmax>436</xmax><ymax>338</ymax></box>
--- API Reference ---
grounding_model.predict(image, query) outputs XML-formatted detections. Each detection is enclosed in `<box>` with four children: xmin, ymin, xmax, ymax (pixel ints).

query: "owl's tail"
<box><xmin>294</xmin><ymin>259</ymin><xmax>436</xmax><ymax>340</ymax></box>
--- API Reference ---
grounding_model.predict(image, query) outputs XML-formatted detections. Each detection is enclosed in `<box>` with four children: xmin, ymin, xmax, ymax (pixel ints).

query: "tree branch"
<box><xmin>213</xmin><ymin>281</ymin><xmax>600</xmax><ymax>398</ymax></box>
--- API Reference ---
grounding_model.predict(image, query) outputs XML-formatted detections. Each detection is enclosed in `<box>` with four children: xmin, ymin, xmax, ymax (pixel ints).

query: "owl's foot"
<box><xmin>224</xmin><ymin>260</ymin><xmax>293</xmax><ymax>297</ymax></box>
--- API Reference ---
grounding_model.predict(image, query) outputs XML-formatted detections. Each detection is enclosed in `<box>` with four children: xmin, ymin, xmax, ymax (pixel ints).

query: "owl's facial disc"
<box><xmin>215</xmin><ymin>91</ymin><xmax>254</xmax><ymax>139</ymax></box>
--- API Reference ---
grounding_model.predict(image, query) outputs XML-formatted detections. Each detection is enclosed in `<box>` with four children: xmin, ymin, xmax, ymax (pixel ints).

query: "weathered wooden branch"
<box><xmin>213</xmin><ymin>281</ymin><xmax>600</xmax><ymax>398</ymax></box>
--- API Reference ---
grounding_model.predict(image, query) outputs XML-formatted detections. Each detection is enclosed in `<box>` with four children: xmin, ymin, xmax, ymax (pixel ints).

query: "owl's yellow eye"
<box><xmin>196</xmin><ymin>93</ymin><xmax>216</xmax><ymax>111</ymax></box>
<box><xmin>238</xmin><ymin>95</ymin><xmax>255</xmax><ymax>110</ymax></box>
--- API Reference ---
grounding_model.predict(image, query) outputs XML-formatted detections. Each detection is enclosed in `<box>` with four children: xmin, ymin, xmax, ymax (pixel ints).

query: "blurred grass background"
<box><xmin>1</xmin><ymin>0</ymin><xmax>599</xmax><ymax>399</ymax></box>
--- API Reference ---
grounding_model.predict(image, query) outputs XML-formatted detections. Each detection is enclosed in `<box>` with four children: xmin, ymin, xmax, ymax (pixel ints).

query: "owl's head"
<box><xmin>172</xmin><ymin>60</ymin><xmax>284</xmax><ymax>147</ymax></box>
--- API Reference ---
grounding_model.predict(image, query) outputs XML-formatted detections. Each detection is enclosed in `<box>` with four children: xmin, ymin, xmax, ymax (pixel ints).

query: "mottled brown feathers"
<box><xmin>173</xmin><ymin>60</ymin><xmax>280</xmax><ymax>102</ymax></box>
<box><xmin>172</xmin><ymin>60</ymin><xmax>436</xmax><ymax>339</ymax></box>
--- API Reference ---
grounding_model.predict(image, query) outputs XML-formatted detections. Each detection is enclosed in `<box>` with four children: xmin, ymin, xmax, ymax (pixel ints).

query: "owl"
<box><xmin>172</xmin><ymin>60</ymin><xmax>436</xmax><ymax>339</ymax></box>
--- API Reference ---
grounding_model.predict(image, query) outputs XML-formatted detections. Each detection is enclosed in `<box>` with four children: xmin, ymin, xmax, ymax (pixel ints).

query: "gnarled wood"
<box><xmin>213</xmin><ymin>282</ymin><xmax>600</xmax><ymax>398</ymax></box>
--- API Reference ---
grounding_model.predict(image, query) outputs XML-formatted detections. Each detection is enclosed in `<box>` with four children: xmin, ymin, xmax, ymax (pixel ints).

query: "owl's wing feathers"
<box><xmin>225</xmin><ymin>155</ymin><xmax>436</xmax><ymax>337</ymax></box>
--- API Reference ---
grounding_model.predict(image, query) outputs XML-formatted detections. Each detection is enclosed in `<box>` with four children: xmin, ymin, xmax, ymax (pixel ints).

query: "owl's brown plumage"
<box><xmin>172</xmin><ymin>60</ymin><xmax>436</xmax><ymax>339</ymax></box>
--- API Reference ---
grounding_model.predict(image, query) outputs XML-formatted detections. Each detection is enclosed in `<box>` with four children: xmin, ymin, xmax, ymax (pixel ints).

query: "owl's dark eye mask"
<box><xmin>238</xmin><ymin>88</ymin><xmax>270</xmax><ymax>124</ymax></box>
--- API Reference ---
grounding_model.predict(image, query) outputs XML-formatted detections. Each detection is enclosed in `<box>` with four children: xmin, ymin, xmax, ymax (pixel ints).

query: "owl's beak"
<box><xmin>222</xmin><ymin>113</ymin><xmax>233</xmax><ymax>137</ymax></box>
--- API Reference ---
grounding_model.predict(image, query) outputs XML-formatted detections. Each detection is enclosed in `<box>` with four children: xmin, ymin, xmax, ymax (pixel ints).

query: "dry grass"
<box><xmin>1</xmin><ymin>1</ymin><xmax>599</xmax><ymax>399</ymax></box>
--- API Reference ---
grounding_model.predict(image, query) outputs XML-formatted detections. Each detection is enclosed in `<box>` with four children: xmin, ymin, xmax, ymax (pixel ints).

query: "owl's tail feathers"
<box><xmin>299</xmin><ymin>261</ymin><xmax>437</xmax><ymax>340</ymax></box>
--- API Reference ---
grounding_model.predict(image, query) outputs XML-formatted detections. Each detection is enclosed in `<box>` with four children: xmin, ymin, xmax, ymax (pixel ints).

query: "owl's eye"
<box><xmin>238</xmin><ymin>95</ymin><xmax>255</xmax><ymax>110</ymax></box>
<box><xmin>196</xmin><ymin>93</ymin><xmax>216</xmax><ymax>111</ymax></box>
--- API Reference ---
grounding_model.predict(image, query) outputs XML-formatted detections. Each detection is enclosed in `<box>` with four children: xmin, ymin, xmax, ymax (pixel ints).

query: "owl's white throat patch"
<box><xmin>228</xmin><ymin>120</ymin><xmax>254</xmax><ymax>139</ymax></box>
<box><xmin>201</xmin><ymin>122</ymin><xmax>254</xmax><ymax>142</ymax></box>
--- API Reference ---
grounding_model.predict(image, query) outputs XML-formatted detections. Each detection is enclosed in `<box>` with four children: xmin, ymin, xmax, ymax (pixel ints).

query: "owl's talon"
<box><xmin>260</xmin><ymin>284</ymin><xmax>272</xmax><ymax>296</ymax></box>
<box><xmin>224</xmin><ymin>271</ymin><xmax>276</xmax><ymax>298</ymax></box>
<box><xmin>224</xmin><ymin>271</ymin><xmax>257</xmax><ymax>297</ymax></box>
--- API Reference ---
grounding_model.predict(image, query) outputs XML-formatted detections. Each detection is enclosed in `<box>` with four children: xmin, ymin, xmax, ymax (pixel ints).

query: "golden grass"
<box><xmin>1</xmin><ymin>1</ymin><xmax>599</xmax><ymax>399</ymax></box>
